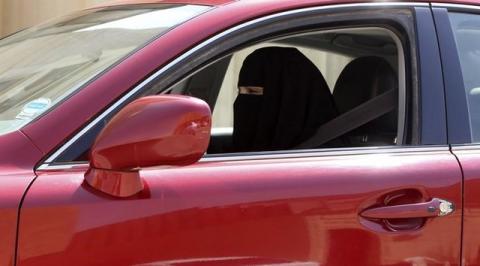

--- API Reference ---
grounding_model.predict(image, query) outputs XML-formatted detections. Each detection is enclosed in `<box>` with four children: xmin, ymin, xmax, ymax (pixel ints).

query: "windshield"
<box><xmin>0</xmin><ymin>4</ymin><xmax>209</xmax><ymax>135</ymax></box>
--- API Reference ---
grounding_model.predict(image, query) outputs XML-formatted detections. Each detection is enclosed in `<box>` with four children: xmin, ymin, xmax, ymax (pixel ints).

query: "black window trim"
<box><xmin>431</xmin><ymin>4</ymin><xmax>480</xmax><ymax>147</ymax></box>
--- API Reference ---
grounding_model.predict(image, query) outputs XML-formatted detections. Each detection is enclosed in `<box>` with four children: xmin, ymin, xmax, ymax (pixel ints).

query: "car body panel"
<box><xmin>97</xmin><ymin>0</ymin><xmax>480</xmax><ymax>9</ymax></box>
<box><xmin>0</xmin><ymin>131</ymin><xmax>43</xmax><ymax>171</ymax></box>
<box><xmin>435</xmin><ymin>4</ymin><xmax>480</xmax><ymax>265</ymax></box>
<box><xmin>19</xmin><ymin>149</ymin><xmax>462</xmax><ymax>265</ymax></box>
<box><xmin>0</xmin><ymin>132</ymin><xmax>42</xmax><ymax>266</ymax></box>
<box><xmin>448</xmin><ymin>147</ymin><xmax>480</xmax><ymax>265</ymax></box>
<box><xmin>98</xmin><ymin>0</ymin><xmax>234</xmax><ymax>7</ymax></box>
<box><xmin>0</xmin><ymin>173</ymin><xmax>36</xmax><ymax>266</ymax></box>
<box><xmin>0</xmin><ymin>0</ymin><xmax>472</xmax><ymax>265</ymax></box>
<box><xmin>0</xmin><ymin>132</ymin><xmax>43</xmax><ymax>265</ymax></box>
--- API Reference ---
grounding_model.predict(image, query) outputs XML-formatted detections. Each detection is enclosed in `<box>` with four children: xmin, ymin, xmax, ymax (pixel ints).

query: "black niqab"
<box><xmin>233</xmin><ymin>47</ymin><xmax>337</xmax><ymax>152</ymax></box>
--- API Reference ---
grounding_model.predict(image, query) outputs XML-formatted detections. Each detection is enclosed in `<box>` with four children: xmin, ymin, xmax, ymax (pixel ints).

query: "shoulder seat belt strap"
<box><xmin>296</xmin><ymin>89</ymin><xmax>397</xmax><ymax>149</ymax></box>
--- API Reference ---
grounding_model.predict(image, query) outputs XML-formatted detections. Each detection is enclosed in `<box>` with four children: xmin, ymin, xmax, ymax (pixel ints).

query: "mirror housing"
<box><xmin>85</xmin><ymin>95</ymin><xmax>211</xmax><ymax>197</ymax></box>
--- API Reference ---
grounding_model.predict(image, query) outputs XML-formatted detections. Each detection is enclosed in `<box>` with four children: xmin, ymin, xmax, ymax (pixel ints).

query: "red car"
<box><xmin>1</xmin><ymin>0</ymin><xmax>480</xmax><ymax>265</ymax></box>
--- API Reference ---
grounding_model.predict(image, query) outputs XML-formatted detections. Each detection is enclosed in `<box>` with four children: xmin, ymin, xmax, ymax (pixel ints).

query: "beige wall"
<box><xmin>0</xmin><ymin>0</ymin><xmax>109</xmax><ymax>37</ymax></box>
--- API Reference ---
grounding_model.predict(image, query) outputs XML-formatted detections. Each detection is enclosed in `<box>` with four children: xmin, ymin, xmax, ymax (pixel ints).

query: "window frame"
<box><xmin>38</xmin><ymin>2</ymin><xmax>444</xmax><ymax>169</ymax></box>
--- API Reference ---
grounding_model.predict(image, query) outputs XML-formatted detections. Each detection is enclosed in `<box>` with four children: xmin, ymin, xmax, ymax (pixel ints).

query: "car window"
<box><xmin>168</xmin><ymin>27</ymin><xmax>403</xmax><ymax>154</ymax></box>
<box><xmin>210</xmin><ymin>43</ymin><xmax>352</xmax><ymax>130</ymax></box>
<box><xmin>449</xmin><ymin>12</ymin><xmax>480</xmax><ymax>142</ymax></box>
<box><xmin>52</xmin><ymin>24</ymin><xmax>406</xmax><ymax>163</ymax></box>
<box><xmin>0</xmin><ymin>4</ymin><xmax>209</xmax><ymax>136</ymax></box>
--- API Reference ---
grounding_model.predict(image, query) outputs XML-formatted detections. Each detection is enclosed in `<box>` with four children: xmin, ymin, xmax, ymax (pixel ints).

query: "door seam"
<box><xmin>449</xmin><ymin>144</ymin><xmax>465</xmax><ymax>266</ymax></box>
<box><xmin>13</xmin><ymin>175</ymin><xmax>38</xmax><ymax>266</ymax></box>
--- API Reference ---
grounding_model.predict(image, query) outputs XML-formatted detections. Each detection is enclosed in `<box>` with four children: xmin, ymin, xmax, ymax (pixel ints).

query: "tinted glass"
<box><xmin>0</xmin><ymin>4</ymin><xmax>209</xmax><ymax>135</ymax></box>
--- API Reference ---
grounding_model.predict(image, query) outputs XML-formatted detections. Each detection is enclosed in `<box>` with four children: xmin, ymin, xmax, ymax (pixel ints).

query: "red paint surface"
<box><xmin>90</xmin><ymin>96</ymin><xmax>211</xmax><ymax>170</ymax></box>
<box><xmin>0</xmin><ymin>131</ymin><xmax>41</xmax><ymax>266</ymax></box>
<box><xmin>86</xmin><ymin>95</ymin><xmax>211</xmax><ymax>197</ymax></box>
<box><xmin>0</xmin><ymin>0</ymin><xmax>471</xmax><ymax>265</ymax></box>
<box><xmin>19</xmin><ymin>150</ymin><xmax>461</xmax><ymax>265</ymax></box>
<box><xmin>0</xmin><ymin>173</ymin><xmax>36</xmax><ymax>266</ymax></box>
<box><xmin>85</xmin><ymin>168</ymin><xmax>145</xmax><ymax>198</ymax></box>
<box><xmin>450</xmin><ymin>148</ymin><xmax>480</xmax><ymax>266</ymax></box>
<box><xmin>97</xmin><ymin>0</ymin><xmax>480</xmax><ymax>9</ymax></box>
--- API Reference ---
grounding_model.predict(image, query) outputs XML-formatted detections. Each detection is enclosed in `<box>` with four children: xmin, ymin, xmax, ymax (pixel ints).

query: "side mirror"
<box><xmin>85</xmin><ymin>95</ymin><xmax>211</xmax><ymax>197</ymax></box>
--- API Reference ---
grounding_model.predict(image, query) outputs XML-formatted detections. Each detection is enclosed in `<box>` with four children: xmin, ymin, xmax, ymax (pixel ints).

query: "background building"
<box><xmin>0</xmin><ymin>0</ymin><xmax>108</xmax><ymax>37</ymax></box>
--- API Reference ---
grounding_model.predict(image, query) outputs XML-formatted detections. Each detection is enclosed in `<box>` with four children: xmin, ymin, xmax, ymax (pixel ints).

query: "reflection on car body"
<box><xmin>0</xmin><ymin>0</ymin><xmax>478</xmax><ymax>265</ymax></box>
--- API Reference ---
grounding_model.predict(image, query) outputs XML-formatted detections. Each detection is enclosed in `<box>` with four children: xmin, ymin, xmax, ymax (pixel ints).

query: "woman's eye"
<box><xmin>239</xmin><ymin>86</ymin><xmax>264</xmax><ymax>95</ymax></box>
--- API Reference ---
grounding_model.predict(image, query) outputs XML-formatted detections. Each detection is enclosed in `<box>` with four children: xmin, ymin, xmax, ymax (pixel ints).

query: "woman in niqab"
<box><xmin>232</xmin><ymin>47</ymin><xmax>338</xmax><ymax>152</ymax></box>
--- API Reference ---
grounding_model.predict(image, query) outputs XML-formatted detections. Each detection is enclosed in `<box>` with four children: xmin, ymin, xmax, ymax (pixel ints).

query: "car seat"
<box><xmin>333</xmin><ymin>56</ymin><xmax>398</xmax><ymax>146</ymax></box>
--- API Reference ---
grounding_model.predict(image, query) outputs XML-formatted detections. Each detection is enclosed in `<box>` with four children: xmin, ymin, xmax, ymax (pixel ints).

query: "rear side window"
<box><xmin>449</xmin><ymin>12</ymin><xmax>480</xmax><ymax>142</ymax></box>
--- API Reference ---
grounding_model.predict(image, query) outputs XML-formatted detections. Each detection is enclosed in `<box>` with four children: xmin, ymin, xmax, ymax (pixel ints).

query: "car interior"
<box><xmin>167</xmin><ymin>28</ymin><xmax>405</xmax><ymax>155</ymax></box>
<box><xmin>54</xmin><ymin>27</ymin><xmax>404</xmax><ymax>162</ymax></box>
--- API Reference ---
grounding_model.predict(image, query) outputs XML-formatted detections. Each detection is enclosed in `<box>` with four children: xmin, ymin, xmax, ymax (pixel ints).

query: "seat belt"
<box><xmin>296</xmin><ymin>89</ymin><xmax>397</xmax><ymax>149</ymax></box>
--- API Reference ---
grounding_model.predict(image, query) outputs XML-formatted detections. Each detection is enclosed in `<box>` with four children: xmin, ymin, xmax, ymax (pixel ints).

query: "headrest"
<box><xmin>233</xmin><ymin>47</ymin><xmax>337</xmax><ymax>151</ymax></box>
<box><xmin>333</xmin><ymin>56</ymin><xmax>397</xmax><ymax>114</ymax></box>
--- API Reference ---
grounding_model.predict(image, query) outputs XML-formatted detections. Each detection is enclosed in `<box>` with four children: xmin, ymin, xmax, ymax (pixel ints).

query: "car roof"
<box><xmin>98</xmin><ymin>0</ymin><xmax>480</xmax><ymax>8</ymax></box>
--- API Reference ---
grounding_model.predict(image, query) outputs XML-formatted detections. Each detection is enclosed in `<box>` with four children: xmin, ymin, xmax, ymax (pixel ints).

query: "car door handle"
<box><xmin>360</xmin><ymin>198</ymin><xmax>455</xmax><ymax>219</ymax></box>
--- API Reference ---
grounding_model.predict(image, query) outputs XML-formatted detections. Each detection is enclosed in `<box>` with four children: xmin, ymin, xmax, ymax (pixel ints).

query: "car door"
<box><xmin>0</xmin><ymin>132</ymin><xmax>43</xmax><ymax>266</ymax></box>
<box><xmin>433</xmin><ymin>4</ymin><xmax>480</xmax><ymax>265</ymax></box>
<box><xmin>17</xmin><ymin>3</ymin><xmax>463</xmax><ymax>266</ymax></box>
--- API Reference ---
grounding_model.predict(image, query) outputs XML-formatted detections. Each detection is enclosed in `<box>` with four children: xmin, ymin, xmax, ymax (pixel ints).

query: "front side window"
<box><xmin>0</xmin><ymin>4</ymin><xmax>209</xmax><ymax>135</ymax></box>
<box><xmin>53</xmin><ymin>25</ymin><xmax>407</xmax><ymax>163</ymax></box>
<box><xmin>171</xmin><ymin>28</ymin><xmax>403</xmax><ymax>155</ymax></box>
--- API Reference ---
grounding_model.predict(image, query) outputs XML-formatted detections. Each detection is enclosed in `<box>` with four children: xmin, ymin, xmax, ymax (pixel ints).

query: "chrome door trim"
<box><xmin>431</xmin><ymin>3</ymin><xmax>480</xmax><ymax>11</ymax></box>
<box><xmin>38</xmin><ymin>145</ymin><xmax>449</xmax><ymax>170</ymax></box>
<box><xmin>200</xmin><ymin>146</ymin><xmax>449</xmax><ymax>163</ymax></box>
<box><xmin>41</xmin><ymin>1</ymin><xmax>428</xmax><ymax>166</ymax></box>
<box><xmin>451</xmin><ymin>144</ymin><xmax>480</xmax><ymax>151</ymax></box>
